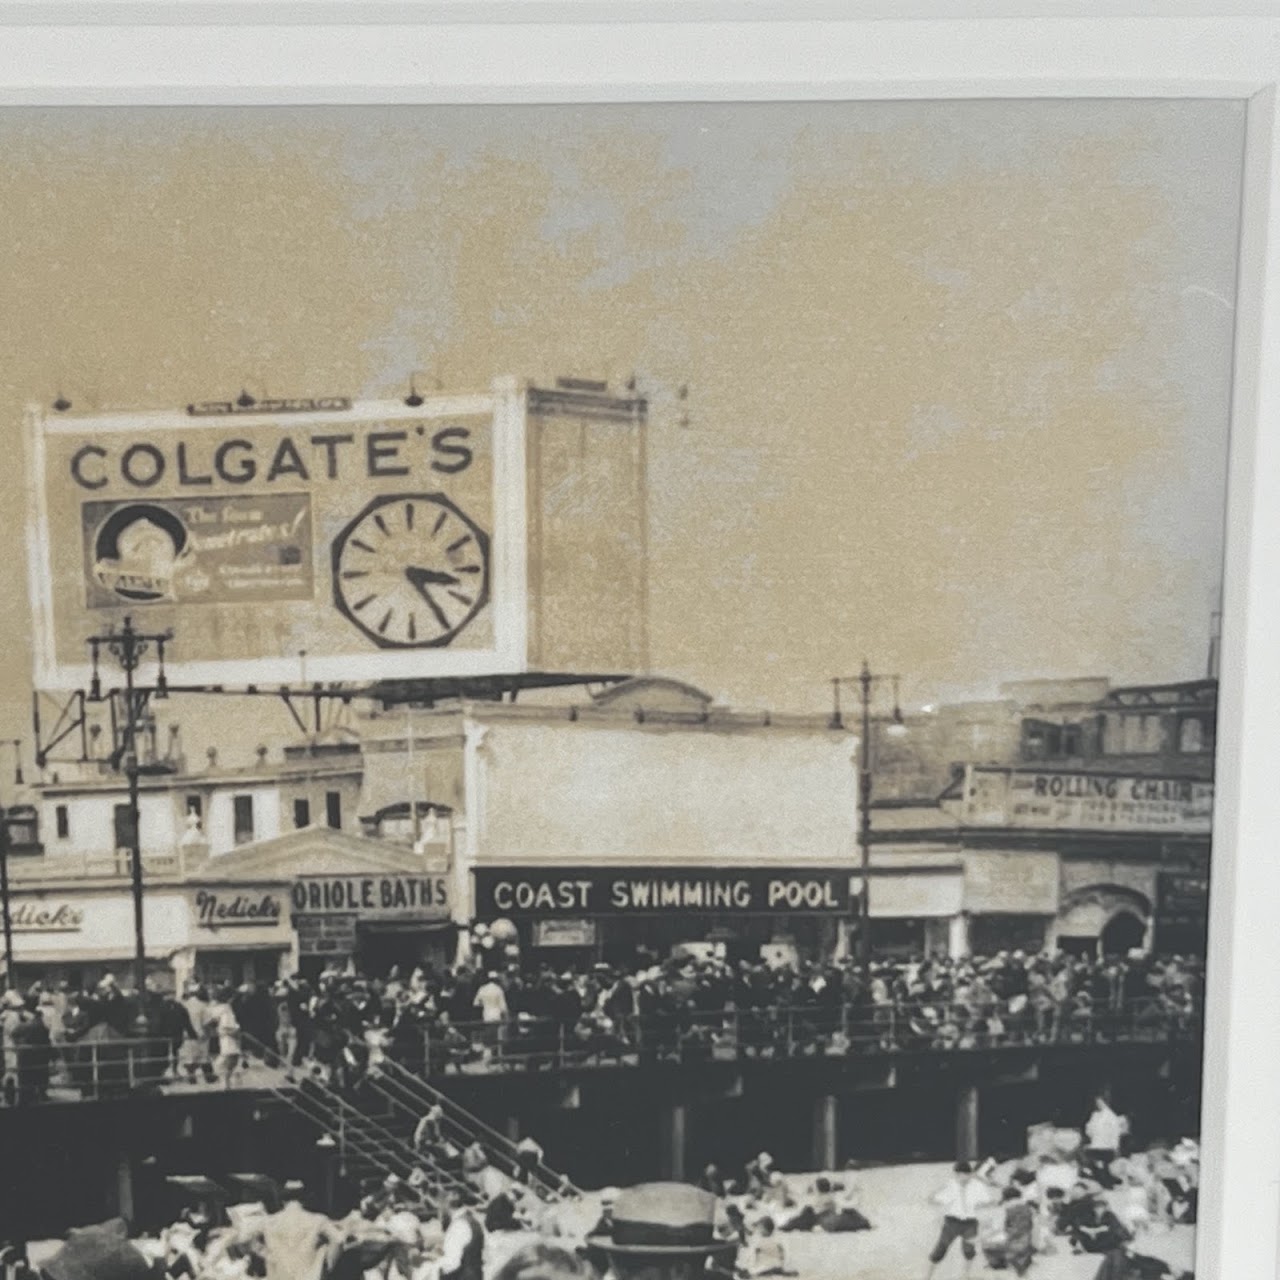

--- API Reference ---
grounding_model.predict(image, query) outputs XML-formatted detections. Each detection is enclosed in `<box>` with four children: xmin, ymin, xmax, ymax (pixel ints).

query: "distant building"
<box><xmin>867</xmin><ymin>676</ymin><xmax>1215</xmax><ymax>959</ymax></box>
<box><xmin>4</xmin><ymin>672</ymin><xmax>1215</xmax><ymax>992</ymax></box>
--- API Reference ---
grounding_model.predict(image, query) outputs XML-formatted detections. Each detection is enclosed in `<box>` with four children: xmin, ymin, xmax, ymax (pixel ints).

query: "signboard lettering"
<box><xmin>193</xmin><ymin>890</ymin><xmax>284</xmax><ymax>929</ymax></box>
<box><xmin>187</xmin><ymin>397</ymin><xmax>353</xmax><ymax>417</ymax></box>
<box><xmin>83</xmin><ymin>494</ymin><xmax>313</xmax><ymax>606</ymax></box>
<box><xmin>295</xmin><ymin>912</ymin><xmax>359</xmax><ymax>956</ymax></box>
<box><xmin>69</xmin><ymin>428</ymin><xmax>472</xmax><ymax>492</ymax></box>
<box><xmin>531</xmin><ymin>919</ymin><xmax>597</xmax><ymax>948</ymax></box>
<box><xmin>475</xmin><ymin>868</ymin><xmax>853</xmax><ymax>917</ymax></box>
<box><xmin>291</xmin><ymin>875</ymin><xmax>449</xmax><ymax>918</ymax></box>
<box><xmin>962</xmin><ymin>768</ymin><xmax>1213</xmax><ymax>834</ymax></box>
<box><xmin>12</xmin><ymin>901</ymin><xmax>84</xmax><ymax>932</ymax></box>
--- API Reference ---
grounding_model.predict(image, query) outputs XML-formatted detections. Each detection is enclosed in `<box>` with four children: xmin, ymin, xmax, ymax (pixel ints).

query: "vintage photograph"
<box><xmin>0</xmin><ymin>99</ymin><xmax>1241</xmax><ymax>1280</ymax></box>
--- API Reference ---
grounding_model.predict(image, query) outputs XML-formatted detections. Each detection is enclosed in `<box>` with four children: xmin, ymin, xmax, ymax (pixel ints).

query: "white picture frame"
<box><xmin>1</xmin><ymin>5</ymin><xmax>1277</xmax><ymax>1276</ymax></box>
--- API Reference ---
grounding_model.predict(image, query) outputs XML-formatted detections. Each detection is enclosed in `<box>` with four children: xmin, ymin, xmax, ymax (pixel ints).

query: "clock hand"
<box><xmin>404</xmin><ymin>567</ymin><xmax>452</xmax><ymax>631</ymax></box>
<box><xmin>404</xmin><ymin>565</ymin><xmax>461</xmax><ymax>589</ymax></box>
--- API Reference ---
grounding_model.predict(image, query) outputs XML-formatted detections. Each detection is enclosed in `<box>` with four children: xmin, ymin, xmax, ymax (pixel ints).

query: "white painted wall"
<box><xmin>206</xmin><ymin>785</ymin><xmax>284</xmax><ymax>854</ymax></box>
<box><xmin>471</xmin><ymin>718</ymin><xmax>859</xmax><ymax>866</ymax></box>
<box><xmin>10</xmin><ymin>889</ymin><xmax>190</xmax><ymax>957</ymax></box>
<box><xmin>40</xmin><ymin>792</ymin><xmax>181</xmax><ymax>857</ymax></box>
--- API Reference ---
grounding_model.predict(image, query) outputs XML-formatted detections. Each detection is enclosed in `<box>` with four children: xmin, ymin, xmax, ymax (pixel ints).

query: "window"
<box><xmin>325</xmin><ymin>791</ymin><xmax>342</xmax><ymax>830</ymax></box>
<box><xmin>232</xmin><ymin>794</ymin><xmax>255</xmax><ymax>845</ymax></box>
<box><xmin>185</xmin><ymin>794</ymin><xmax>203</xmax><ymax>818</ymax></box>
<box><xmin>1179</xmin><ymin>717</ymin><xmax>1205</xmax><ymax>753</ymax></box>
<box><xmin>293</xmin><ymin>798</ymin><xmax>311</xmax><ymax>829</ymax></box>
<box><xmin>54</xmin><ymin>805</ymin><xmax>70</xmax><ymax>840</ymax></box>
<box><xmin>113</xmin><ymin>803</ymin><xmax>135</xmax><ymax>852</ymax></box>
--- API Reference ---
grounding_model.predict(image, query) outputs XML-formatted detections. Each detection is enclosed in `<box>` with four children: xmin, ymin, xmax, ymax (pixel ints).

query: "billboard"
<box><xmin>959</xmin><ymin>766</ymin><xmax>1213</xmax><ymax>834</ymax></box>
<box><xmin>25</xmin><ymin>379</ymin><xmax>527</xmax><ymax>689</ymax></box>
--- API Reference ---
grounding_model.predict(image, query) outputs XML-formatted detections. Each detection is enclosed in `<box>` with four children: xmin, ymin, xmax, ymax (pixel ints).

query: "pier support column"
<box><xmin>505</xmin><ymin>1116</ymin><xmax>521</xmax><ymax>1142</ymax></box>
<box><xmin>114</xmin><ymin>1153</ymin><xmax>135</xmax><ymax>1224</ymax></box>
<box><xmin>661</xmin><ymin>1103</ymin><xmax>689</xmax><ymax>1182</ymax></box>
<box><xmin>812</xmin><ymin>1095</ymin><xmax>838</xmax><ymax>1171</ymax></box>
<box><xmin>956</xmin><ymin>1085</ymin><xmax>980</xmax><ymax>1163</ymax></box>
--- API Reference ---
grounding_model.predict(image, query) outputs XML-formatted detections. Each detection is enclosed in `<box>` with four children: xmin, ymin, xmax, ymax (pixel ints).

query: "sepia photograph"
<box><xmin>0</xmin><ymin>73</ymin><xmax>1253</xmax><ymax>1280</ymax></box>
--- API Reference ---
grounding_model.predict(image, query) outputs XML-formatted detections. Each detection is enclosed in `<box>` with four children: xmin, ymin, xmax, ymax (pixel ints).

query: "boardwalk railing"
<box><xmin>0</xmin><ymin>996</ymin><xmax>1198</xmax><ymax>1104</ymax></box>
<box><xmin>412</xmin><ymin>996</ymin><xmax>1199</xmax><ymax>1075</ymax></box>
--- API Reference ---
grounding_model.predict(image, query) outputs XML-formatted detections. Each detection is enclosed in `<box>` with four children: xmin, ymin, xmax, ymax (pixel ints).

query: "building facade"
<box><xmin>4</xmin><ymin>673</ymin><xmax>1214</xmax><ymax>989</ymax></box>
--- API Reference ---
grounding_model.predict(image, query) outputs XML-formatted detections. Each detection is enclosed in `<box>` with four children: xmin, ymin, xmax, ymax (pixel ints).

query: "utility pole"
<box><xmin>87</xmin><ymin>617</ymin><xmax>172</xmax><ymax>1020</ymax></box>
<box><xmin>0</xmin><ymin>740</ymin><xmax>25</xmax><ymax>991</ymax></box>
<box><xmin>831</xmin><ymin>662</ymin><xmax>907</xmax><ymax>974</ymax></box>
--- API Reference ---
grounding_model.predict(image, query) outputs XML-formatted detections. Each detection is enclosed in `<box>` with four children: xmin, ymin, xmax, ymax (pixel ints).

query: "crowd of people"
<box><xmin>0</xmin><ymin>975</ymin><xmax>251</xmax><ymax>1103</ymax></box>
<box><xmin>917</xmin><ymin>1097</ymin><xmax>1198</xmax><ymax>1279</ymax></box>
<box><xmin>254</xmin><ymin>945</ymin><xmax>1203</xmax><ymax>1082</ymax></box>
<box><xmin>0</xmin><ymin>946</ymin><xmax>1203</xmax><ymax>1104</ymax></box>
<box><xmin>3</xmin><ymin>1091</ymin><xmax>1199</xmax><ymax>1280</ymax></box>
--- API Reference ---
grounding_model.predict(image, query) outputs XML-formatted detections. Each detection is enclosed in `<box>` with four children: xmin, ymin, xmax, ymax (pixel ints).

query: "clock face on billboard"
<box><xmin>331</xmin><ymin>492</ymin><xmax>490</xmax><ymax>648</ymax></box>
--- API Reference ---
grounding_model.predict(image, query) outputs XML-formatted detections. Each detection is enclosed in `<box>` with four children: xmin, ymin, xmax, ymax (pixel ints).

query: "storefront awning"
<box><xmin>11</xmin><ymin>946</ymin><xmax>184</xmax><ymax>966</ymax></box>
<box><xmin>357</xmin><ymin>918</ymin><xmax>452</xmax><ymax>934</ymax></box>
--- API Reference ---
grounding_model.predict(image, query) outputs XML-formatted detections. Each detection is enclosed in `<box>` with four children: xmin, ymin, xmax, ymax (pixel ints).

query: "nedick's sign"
<box><xmin>12</xmin><ymin>901</ymin><xmax>85</xmax><ymax>933</ymax></box>
<box><xmin>192</xmin><ymin>890</ymin><xmax>285</xmax><ymax>930</ymax></box>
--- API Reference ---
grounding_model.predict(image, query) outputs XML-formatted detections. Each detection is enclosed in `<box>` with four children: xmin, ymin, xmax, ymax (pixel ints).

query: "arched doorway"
<box><xmin>1100</xmin><ymin>910</ymin><xmax>1145</xmax><ymax>956</ymax></box>
<box><xmin>1055</xmin><ymin>885</ymin><xmax>1152</xmax><ymax>958</ymax></box>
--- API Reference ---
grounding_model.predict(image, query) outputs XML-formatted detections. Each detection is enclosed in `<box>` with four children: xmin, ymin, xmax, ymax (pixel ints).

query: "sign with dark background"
<box><xmin>474</xmin><ymin>866</ymin><xmax>855</xmax><ymax>917</ymax></box>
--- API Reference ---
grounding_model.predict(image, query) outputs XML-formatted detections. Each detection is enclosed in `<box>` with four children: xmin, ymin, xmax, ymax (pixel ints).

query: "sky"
<box><xmin>0</xmin><ymin>99</ymin><xmax>1243</xmax><ymax>767</ymax></box>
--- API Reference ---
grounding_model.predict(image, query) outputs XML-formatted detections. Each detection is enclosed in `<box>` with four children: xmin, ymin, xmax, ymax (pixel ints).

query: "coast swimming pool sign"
<box><xmin>25</xmin><ymin>379</ymin><xmax>528</xmax><ymax>690</ymax></box>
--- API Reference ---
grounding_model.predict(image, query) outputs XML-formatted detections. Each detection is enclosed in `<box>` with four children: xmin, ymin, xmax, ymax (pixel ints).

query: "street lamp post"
<box><xmin>0</xmin><ymin>740</ymin><xmax>25</xmax><ymax>991</ymax></box>
<box><xmin>87</xmin><ymin>617</ymin><xmax>171</xmax><ymax>1010</ymax></box>
<box><xmin>831</xmin><ymin>662</ymin><xmax>907</xmax><ymax>974</ymax></box>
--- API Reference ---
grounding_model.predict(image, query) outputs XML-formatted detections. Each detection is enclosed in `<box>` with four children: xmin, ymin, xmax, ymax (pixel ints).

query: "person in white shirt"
<box><xmin>474</xmin><ymin>975</ymin><xmax>509</xmax><ymax>1025</ymax></box>
<box><xmin>924</xmin><ymin>1162</ymin><xmax>996</xmax><ymax>1279</ymax></box>
<box><xmin>1085</xmin><ymin>1096</ymin><xmax>1125</xmax><ymax>1155</ymax></box>
<box><xmin>438</xmin><ymin>1189</ymin><xmax>485</xmax><ymax>1280</ymax></box>
<box><xmin>473</xmin><ymin>974</ymin><xmax>509</xmax><ymax>1061</ymax></box>
<box><xmin>1084</xmin><ymin>1096</ymin><xmax>1127</xmax><ymax>1185</ymax></box>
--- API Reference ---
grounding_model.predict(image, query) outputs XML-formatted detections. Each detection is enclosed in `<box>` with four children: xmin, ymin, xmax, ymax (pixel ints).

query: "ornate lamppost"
<box><xmin>831</xmin><ymin>662</ymin><xmax>908</xmax><ymax>974</ymax></box>
<box><xmin>87</xmin><ymin>617</ymin><xmax>172</xmax><ymax>1009</ymax></box>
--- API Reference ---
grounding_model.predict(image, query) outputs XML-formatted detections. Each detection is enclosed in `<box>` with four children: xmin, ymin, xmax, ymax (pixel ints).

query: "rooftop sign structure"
<box><xmin>25</xmin><ymin>378</ymin><xmax>528</xmax><ymax>690</ymax></box>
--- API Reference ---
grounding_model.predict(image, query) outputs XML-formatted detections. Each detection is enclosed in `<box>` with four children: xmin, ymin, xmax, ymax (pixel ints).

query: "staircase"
<box><xmin>242</xmin><ymin>1034</ymin><xmax>472</xmax><ymax>1201</ymax></box>
<box><xmin>242</xmin><ymin>1036</ymin><xmax>579</xmax><ymax>1206</ymax></box>
<box><xmin>366</xmin><ymin>1054</ymin><xmax>580</xmax><ymax>1201</ymax></box>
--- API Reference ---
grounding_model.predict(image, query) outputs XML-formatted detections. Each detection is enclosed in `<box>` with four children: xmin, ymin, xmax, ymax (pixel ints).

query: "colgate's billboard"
<box><xmin>25</xmin><ymin>378</ymin><xmax>528</xmax><ymax>689</ymax></box>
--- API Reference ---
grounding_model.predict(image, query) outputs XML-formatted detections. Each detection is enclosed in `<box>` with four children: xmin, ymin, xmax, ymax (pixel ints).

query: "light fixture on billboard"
<box><xmin>405</xmin><ymin>374</ymin><xmax>425</xmax><ymax>408</ymax></box>
<box><xmin>235</xmin><ymin>389</ymin><xmax>256</xmax><ymax>410</ymax></box>
<box><xmin>52</xmin><ymin>394</ymin><xmax>71</xmax><ymax>413</ymax></box>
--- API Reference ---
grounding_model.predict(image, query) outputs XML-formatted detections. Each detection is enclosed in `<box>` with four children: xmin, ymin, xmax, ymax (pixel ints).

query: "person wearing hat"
<box><xmin>586</xmin><ymin>1183</ymin><xmax>738</xmax><ymax>1280</ymax></box>
<box><xmin>587</xmin><ymin>1188</ymin><xmax>622</xmax><ymax>1242</ymax></box>
<box><xmin>742</xmin><ymin>1154</ymin><xmax>773</xmax><ymax>1198</ymax></box>
<box><xmin>438</xmin><ymin>1186</ymin><xmax>485</xmax><ymax>1280</ymax></box>
<box><xmin>515</xmin><ymin>1134</ymin><xmax>545</xmax><ymax>1179</ymax></box>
